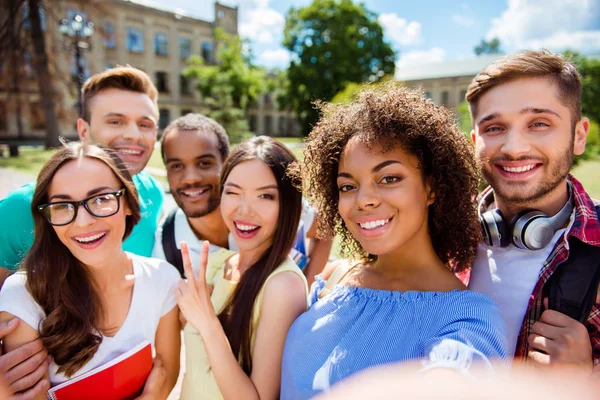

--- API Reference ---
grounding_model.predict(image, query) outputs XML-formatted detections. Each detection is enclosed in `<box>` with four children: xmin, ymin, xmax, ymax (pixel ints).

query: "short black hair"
<box><xmin>160</xmin><ymin>113</ymin><xmax>230</xmax><ymax>163</ymax></box>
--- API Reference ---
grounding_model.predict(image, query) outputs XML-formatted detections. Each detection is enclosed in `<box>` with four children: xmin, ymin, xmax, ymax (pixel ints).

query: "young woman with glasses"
<box><xmin>0</xmin><ymin>143</ymin><xmax>181</xmax><ymax>399</ymax></box>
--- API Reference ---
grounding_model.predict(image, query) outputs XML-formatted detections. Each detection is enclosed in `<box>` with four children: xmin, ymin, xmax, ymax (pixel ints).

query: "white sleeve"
<box><xmin>0</xmin><ymin>273</ymin><xmax>45</xmax><ymax>332</ymax></box>
<box><xmin>152</xmin><ymin>219</ymin><xmax>167</xmax><ymax>261</ymax></box>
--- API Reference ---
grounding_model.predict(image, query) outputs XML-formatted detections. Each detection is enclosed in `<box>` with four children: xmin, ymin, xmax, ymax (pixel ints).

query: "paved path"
<box><xmin>0</xmin><ymin>168</ymin><xmax>34</xmax><ymax>198</ymax></box>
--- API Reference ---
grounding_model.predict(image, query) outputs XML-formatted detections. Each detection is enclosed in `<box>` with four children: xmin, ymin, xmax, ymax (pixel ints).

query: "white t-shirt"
<box><xmin>152</xmin><ymin>208</ymin><xmax>236</xmax><ymax>274</ymax></box>
<box><xmin>0</xmin><ymin>253</ymin><xmax>180</xmax><ymax>386</ymax></box>
<box><xmin>469</xmin><ymin>228</ymin><xmax>565</xmax><ymax>355</ymax></box>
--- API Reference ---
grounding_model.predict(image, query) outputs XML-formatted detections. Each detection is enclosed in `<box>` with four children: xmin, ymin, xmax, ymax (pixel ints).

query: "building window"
<box><xmin>217</xmin><ymin>10</ymin><xmax>225</xmax><ymax>19</ymax></box>
<box><xmin>278</xmin><ymin>117</ymin><xmax>286</xmax><ymax>135</ymax></box>
<box><xmin>154</xmin><ymin>33</ymin><xmax>168</xmax><ymax>56</ymax></box>
<box><xmin>104</xmin><ymin>23</ymin><xmax>116</xmax><ymax>49</ymax></box>
<box><xmin>181</xmin><ymin>109</ymin><xmax>193</xmax><ymax>116</ymax></box>
<box><xmin>179</xmin><ymin>37</ymin><xmax>191</xmax><ymax>60</ymax></box>
<box><xmin>460</xmin><ymin>90</ymin><xmax>467</xmax><ymax>102</ymax></box>
<box><xmin>441</xmin><ymin>91</ymin><xmax>449</xmax><ymax>106</ymax></box>
<box><xmin>30</xmin><ymin>102</ymin><xmax>45</xmax><ymax>130</ymax></box>
<box><xmin>202</xmin><ymin>42</ymin><xmax>213</xmax><ymax>63</ymax></box>
<box><xmin>23</xmin><ymin>3</ymin><xmax>47</xmax><ymax>31</ymax></box>
<box><xmin>424</xmin><ymin>91</ymin><xmax>432</xmax><ymax>99</ymax></box>
<box><xmin>156</xmin><ymin>71</ymin><xmax>169</xmax><ymax>93</ymax></box>
<box><xmin>249</xmin><ymin>115</ymin><xmax>257</xmax><ymax>133</ymax></box>
<box><xmin>127</xmin><ymin>28</ymin><xmax>144</xmax><ymax>53</ymax></box>
<box><xmin>159</xmin><ymin>109</ymin><xmax>170</xmax><ymax>130</ymax></box>
<box><xmin>180</xmin><ymin>75</ymin><xmax>191</xmax><ymax>95</ymax></box>
<box><xmin>264</xmin><ymin>115</ymin><xmax>272</xmax><ymax>136</ymax></box>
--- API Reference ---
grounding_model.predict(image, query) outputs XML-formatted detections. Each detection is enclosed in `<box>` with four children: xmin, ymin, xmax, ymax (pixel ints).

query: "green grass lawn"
<box><xmin>572</xmin><ymin>158</ymin><xmax>600</xmax><ymax>199</ymax></box>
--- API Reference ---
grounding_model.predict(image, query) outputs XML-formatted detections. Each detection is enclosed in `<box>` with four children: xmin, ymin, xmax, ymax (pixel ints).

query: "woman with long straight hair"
<box><xmin>177</xmin><ymin>136</ymin><xmax>309</xmax><ymax>400</ymax></box>
<box><xmin>0</xmin><ymin>143</ymin><xmax>181</xmax><ymax>399</ymax></box>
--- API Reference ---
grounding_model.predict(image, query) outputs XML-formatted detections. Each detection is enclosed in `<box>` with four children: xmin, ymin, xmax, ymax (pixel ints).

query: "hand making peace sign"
<box><xmin>174</xmin><ymin>241</ymin><xmax>217</xmax><ymax>336</ymax></box>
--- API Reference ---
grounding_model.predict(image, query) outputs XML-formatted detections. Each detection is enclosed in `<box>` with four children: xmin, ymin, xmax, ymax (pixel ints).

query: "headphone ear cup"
<box><xmin>511</xmin><ymin>210</ymin><xmax>550</xmax><ymax>250</ymax></box>
<box><xmin>481</xmin><ymin>209</ymin><xmax>510</xmax><ymax>247</ymax></box>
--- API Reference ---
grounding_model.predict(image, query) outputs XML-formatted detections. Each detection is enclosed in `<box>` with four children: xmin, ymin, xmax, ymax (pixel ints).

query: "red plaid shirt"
<box><xmin>461</xmin><ymin>175</ymin><xmax>600</xmax><ymax>365</ymax></box>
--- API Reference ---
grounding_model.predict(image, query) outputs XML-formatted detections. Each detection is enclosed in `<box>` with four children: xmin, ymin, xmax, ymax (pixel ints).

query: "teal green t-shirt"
<box><xmin>0</xmin><ymin>171</ymin><xmax>164</xmax><ymax>271</ymax></box>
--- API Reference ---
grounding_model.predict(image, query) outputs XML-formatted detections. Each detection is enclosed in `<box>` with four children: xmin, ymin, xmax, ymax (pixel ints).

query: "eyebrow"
<box><xmin>477</xmin><ymin>107</ymin><xmax>562</xmax><ymax>126</ymax></box>
<box><xmin>49</xmin><ymin>186</ymin><xmax>116</xmax><ymax>201</ymax></box>
<box><xmin>224</xmin><ymin>182</ymin><xmax>278</xmax><ymax>191</ymax></box>
<box><xmin>166</xmin><ymin>154</ymin><xmax>217</xmax><ymax>163</ymax></box>
<box><xmin>338</xmin><ymin>159</ymin><xmax>402</xmax><ymax>178</ymax></box>
<box><xmin>103</xmin><ymin>112</ymin><xmax>157</xmax><ymax>122</ymax></box>
<box><xmin>520</xmin><ymin>107</ymin><xmax>561</xmax><ymax>119</ymax></box>
<box><xmin>477</xmin><ymin>112</ymin><xmax>501</xmax><ymax>126</ymax></box>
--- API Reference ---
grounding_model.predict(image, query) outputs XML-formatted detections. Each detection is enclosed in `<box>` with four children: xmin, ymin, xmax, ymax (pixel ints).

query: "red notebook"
<box><xmin>46</xmin><ymin>340</ymin><xmax>153</xmax><ymax>400</ymax></box>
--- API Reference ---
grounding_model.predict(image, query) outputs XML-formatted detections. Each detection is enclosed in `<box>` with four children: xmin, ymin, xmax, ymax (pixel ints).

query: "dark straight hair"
<box><xmin>217</xmin><ymin>136</ymin><xmax>302</xmax><ymax>374</ymax></box>
<box><xmin>25</xmin><ymin>143</ymin><xmax>140</xmax><ymax>377</ymax></box>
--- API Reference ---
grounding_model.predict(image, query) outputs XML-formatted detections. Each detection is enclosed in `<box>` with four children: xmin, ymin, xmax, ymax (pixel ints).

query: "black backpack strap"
<box><xmin>546</xmin><ymin>205</ymin><xmax>600</xmax><ymax>322</ymax></box>
<box><xmin>161</xmin><ymin>208</ymin><xmax>185</xmax><ymax>278</ymax></box>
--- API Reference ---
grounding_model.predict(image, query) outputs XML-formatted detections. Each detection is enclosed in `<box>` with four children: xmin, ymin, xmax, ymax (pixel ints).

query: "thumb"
<box><xmin>543</xmin><ymin>297</ymin><xmax>549</xmax><ymax>310</ymax></box>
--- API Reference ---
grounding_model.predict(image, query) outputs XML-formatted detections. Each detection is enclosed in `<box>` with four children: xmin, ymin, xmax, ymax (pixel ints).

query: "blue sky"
<box><xmin>150</xmin><ymin>0</ymin><xmax>600</xmax><ymax>72</ymax></box>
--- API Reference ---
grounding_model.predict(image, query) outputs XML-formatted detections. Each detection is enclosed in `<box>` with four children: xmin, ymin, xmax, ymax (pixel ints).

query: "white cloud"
<box><xmin>258</xmin><ymin>48</ymin><xmax>291</xmax><ymax>68</ymax></box>
<box><xmin>452</xmin><ymin>15</ymin><xmax>474</xmax><ymax>27</ymax></box>
<box><xmin>378</xmin><ymin>13</ymin><xmax>422</xmax><ymax>47</ymax></box>
<box><xmin>396</xmin><ymin>47</ymin><xmax>446</xmax><ymax>69</ymax></box>
<box><xmin>487</xmin><ymin>0</ymin><xmax>600</xmax><ymax>52</ymax></box>
<box><xmin>239</xmin><ymin>6</ymin><xmax>286</xmax><ymax>45</ymax></box>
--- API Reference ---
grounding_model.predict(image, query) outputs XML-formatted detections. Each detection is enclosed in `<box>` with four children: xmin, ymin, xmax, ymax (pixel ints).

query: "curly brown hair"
<box><xmin>300</xmin><ymin>84</ymin><xmax>481</xmax><ymax>271</ymax></box>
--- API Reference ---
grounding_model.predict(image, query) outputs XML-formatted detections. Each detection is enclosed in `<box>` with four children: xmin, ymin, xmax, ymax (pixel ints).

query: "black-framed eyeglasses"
<box><xmin>38</xmin><ymin>189</ymin><xmax>126</xmax><ymax>226</ymax></box>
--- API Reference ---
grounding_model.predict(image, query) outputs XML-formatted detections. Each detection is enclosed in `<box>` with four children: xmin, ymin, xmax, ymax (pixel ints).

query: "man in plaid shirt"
<box><xmin>464</xmin><ymin>50</ymin><xmax>600</xmax><ymax>373</ymax></box>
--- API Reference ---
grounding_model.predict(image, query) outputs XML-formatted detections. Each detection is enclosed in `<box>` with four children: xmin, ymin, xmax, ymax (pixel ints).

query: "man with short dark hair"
<box><xmin>465</xmin><ymin>50</ymin><xmax>600</xmax><ymax>372</ymax></box>
<box><xmin>153</xmin><ymin>113</ymin><xmax>232</xmax><ymax>273</ymax></box>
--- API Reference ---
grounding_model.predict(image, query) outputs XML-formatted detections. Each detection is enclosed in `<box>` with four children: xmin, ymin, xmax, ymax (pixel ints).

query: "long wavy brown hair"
<box><xmin>299</xmin><ymin>84</ymin><xmax>482</xmax><ymax>271</ymax></box>
<box><xmin>24</xmin><ymin>143</ymin><xmax>140</xmax><ymax>377</ymax></box>
<box><xmin>217</xmin><ymin>136</ymin><xmax>302</xmax><ymax>374</ymax></box>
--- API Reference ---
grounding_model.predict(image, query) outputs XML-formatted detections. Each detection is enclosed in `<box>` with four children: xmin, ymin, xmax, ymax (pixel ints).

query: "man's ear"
<box><xmin>573</xmin><ymin>117</ymin><xmax>589</xmax><ymax>156</ymax></box>
<box><xmin>77</xmin><ymin>118</ymin><xmax>91</xmax><ymax>142</ymax></box>
<box><xmin>470</xmin><ymin>129</ymin><xmax>477</xmax><ymax>145</ymax></box>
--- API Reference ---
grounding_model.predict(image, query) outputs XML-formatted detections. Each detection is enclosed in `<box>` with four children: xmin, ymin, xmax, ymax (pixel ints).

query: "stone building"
<box><xmin>0</xmin><ymin>0</ymin><xmax>300</xmax><ymax>144</ymax></box>
<box><xmin>395</xmin><ymin>54</ymin><xmax>503</xmax><ymax>110</ymax></box>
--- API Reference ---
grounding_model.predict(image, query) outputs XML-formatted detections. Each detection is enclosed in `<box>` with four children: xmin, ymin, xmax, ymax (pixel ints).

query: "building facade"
<box><xmin>0</xmin><ymin>0</ymin><xmax>300</xmax><ymax>144</ymax></box>
<box><xmin>394</xmin><ymin>54</ymin><xmax>503</xmax><ymax>110</ymax></box>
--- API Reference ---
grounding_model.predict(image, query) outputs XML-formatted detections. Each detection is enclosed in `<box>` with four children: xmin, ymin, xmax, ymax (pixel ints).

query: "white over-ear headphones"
<box><xmin>478</xmin><ymin>183</ymin><xmax>574</xmax><ymax>251</ymax></box>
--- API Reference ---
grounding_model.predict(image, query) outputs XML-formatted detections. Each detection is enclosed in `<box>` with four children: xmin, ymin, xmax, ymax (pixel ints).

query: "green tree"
<box><xmin>282</xmin><ymin>0</ymin><xmax>396</xmax><ymax>135</ymax></box>
<box><xmin>564</xmin><ymin>51</ymin><xmax>600</xmax><ymax>124</ymax></box>
<box><xmin>474</xmin><ymin>37</ymin><xmax>502</xmax><ymax>56</ymax></box>
<box><xmin>184</xmin><ymin>28</ymin><xmax>265</xmax><ymax>142</ymax></box>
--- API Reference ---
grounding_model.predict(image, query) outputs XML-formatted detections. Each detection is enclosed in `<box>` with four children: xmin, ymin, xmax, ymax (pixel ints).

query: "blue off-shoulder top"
<box><xmin>280</xmin><ymin>275</ymin><xmax>508</xmax><ymax>400</ymax></box>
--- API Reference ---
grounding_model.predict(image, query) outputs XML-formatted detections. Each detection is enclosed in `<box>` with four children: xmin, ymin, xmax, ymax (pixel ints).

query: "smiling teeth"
<box><xmin>75</xmin><ymin>233</ymin><xmax>106</xmax><ymax>243</ymax></box>
<box><xmin>182</xmin><ymin>189</ymin><xmax>205</xmax><ymax>197</ymax></box>
<box><xmin>236</xmin><ymin>223</ymin><xmax>259</xmax><ymax>232</ymax></box>
<box><xmin>502</xmin><ymin>165</ymin><xmax>535</xmax><ymax>173</ymax></box>
<box><xmin>359</xmin><ymin>219</ymin><xmax>390</xmax><ymax>230</ymax></box>
<box><xmin>117</xmin><ymin>149</ymin><xmax>142</xmax><ymax>155</ymax></box>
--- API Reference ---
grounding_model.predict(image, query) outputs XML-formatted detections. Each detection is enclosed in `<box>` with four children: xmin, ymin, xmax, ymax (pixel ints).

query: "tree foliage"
<box><xmin>184</xmin><ymin>28</ymin><xmax>265</xmax><ymax>143</ymax></box>
<box><xmin>474</xmin><ymin>37</ymin><xmax>502</xmax><ymax>56</ymax></box>
<box><xmin>282</xmin><ymin>0</ymin><xmax>396</xmax><ymax>135</ymax></box>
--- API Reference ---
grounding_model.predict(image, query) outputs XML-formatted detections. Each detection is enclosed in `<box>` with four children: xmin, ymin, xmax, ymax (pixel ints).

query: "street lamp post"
<box><xmin>59</xmin><ymin>14</ymin><xmax>94</xmax><ymax>118</ymax></box>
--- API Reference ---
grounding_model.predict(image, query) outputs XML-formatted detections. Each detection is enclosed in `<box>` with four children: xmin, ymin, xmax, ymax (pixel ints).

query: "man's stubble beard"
<box><xmin>479</xmin><ymin>142</ymin><xmax>574</xmax><ymax>206</ymax></box>
<box><xmin>176</xmin><ymin>190</ymin><xmax>221</xmax><ymax>219</ymax></box>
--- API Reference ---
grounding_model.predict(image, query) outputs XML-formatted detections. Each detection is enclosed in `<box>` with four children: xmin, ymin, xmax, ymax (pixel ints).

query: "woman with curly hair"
<box><xmin>280</xmin><ymin>85</ymin><xmax>508</xmax><ymax>399</ymax></box>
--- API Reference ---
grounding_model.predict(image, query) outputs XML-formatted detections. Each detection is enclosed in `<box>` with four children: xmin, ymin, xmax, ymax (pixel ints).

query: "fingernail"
<box><xmin>7</xmin><ymin>318</ymin><xmax>16</xmax><ymax>326</ymax></box>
